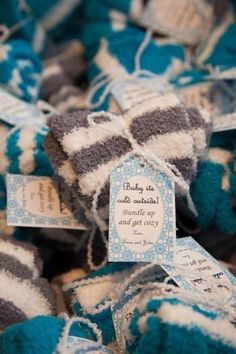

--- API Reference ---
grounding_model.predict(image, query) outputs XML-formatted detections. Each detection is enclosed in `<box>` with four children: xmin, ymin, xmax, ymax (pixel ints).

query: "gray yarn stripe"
<box><xmin>167</xmin><ymin>157</ymin><xmax>196</xmax><ymax>181</ymax></box>
<box><xmin>44</xmin><ymin>133</ymin><xmax>68</xmax><ymax>168</ymax></box>
<box><xmin>129</xmin><ymin>105</ymin><xmax>189</xmax><ymax>144</ymax></box>
<box><xmin>0</xmin><ymin>298</ymin><xmax>27</xmax><ymax>330</ymax></box>
<box><xmin>48</xmin><ymin>110</ymin><xmax>89</xmax><ymax>139</ymax></box>
<box><xmin>71</xmin><ymin>136</ymin><xmax>132</xmax><ymax>175</ymax></box>
<box><xmin>187</xmin><ymin>106</ymin><xmax>208</xmax><ymax>129</ymax></box>
<box><xmin>0</xmin><ymin>252</ymin><xmax>33</xmax><ymax>280</ymax></box>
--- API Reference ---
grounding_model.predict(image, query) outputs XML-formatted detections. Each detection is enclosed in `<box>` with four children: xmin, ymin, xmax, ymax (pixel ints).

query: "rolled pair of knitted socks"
<box><xmin>0</xmin><ymin>39</ymin><xmax>41</xmax><ymax>102</ymax></box>
<box><xmin>0</xmin><ymin>235</ymin><xmax>55</xmax><ymax>330</ymax></box>
<box><xmin>83</xmin><ymin>32</ymin><xmax>186</xmax><ymax>112</ymax></box>
<box><xmin>45</xmin><ymin>92</ymin><xmax>211</xmax><ymax>226</ymax></box>
<box><xmin>126</xmin><ymin>294</ymin><xmax>236</xmax><ymax>354</ymax></box>
<box><xmin>81</xmin><ymin>0</ymin><xmax>236</xmax><ymax>113</ymax></box>
<box><xmin>63</xmin><ymin>262</ymin><xmax>136</xmax><ymax>345</ymax></box>
<box><xmin>79</xmin><ymin>0</ymin><xmax>187</xmax><ymax>112</ymax></box>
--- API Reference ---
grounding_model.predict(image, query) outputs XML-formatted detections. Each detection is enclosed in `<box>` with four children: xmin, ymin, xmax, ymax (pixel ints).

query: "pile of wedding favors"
<box><xmin>0</xmin><ymin>0</ymin><xmax>236</xmax><ymax>353</ymax></box>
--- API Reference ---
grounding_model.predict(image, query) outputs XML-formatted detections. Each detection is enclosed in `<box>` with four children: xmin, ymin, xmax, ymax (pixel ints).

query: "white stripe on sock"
<box><xmin>0</xmin><ymin>270</ymin><xmax>51</xmax><ymax>317</ymax></box>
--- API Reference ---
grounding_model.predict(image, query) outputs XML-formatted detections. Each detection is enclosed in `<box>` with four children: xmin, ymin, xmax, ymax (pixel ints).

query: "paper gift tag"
<box><xmin>138</xmin><ymin>0</ymin><xmax>213</xmax><ymax>45</ymax></box>
<box><xmin>111</xmin><ymin>237</ymin><xmax>236</xmax><ymax>352</ymax></box>
<box><xmin>208</xmin><ymin>67</ymin><xmax>236</xmax><ymax>80</ymax></box>
<box><xmin>213</xmin><ymin>113</ymin><xmax>236</xmax><ymax>133</ymax></box>
<box><xmin>6</xmin><ymin>174</ymin><xmax>87</xmax><ymax>230</ymax></box>
<box><xmin>108</xmin><ymin>155</ymin><xmax>176</xmax><ymax>262</ymax></box>
<box><xmin>177</xmin><ymin>81</ymin><xmax>236</xmax><ymax>117</ymax></box>
<box><xmin>163</xmin><ymin>237</ymin><xmax>236</xmax><ymax>307</ymax></box>
<box><xmin>177</xmin><ymin>80</ymin><xmax>236</xmax><ymax>133</ymax></box>
<box><xmin>112</xmin><ymin>288</ymin><xmax>142</xmax><ymax>353</ymax></box>
<box><xmin>66</xmin><ymin>336</ymin><xmax>114</xmax><ymax>353</ymax></box>
<box><xmin>0</xmin><ymin>88</ymin><xmax>57</xmax><ymax>126</ymax></box>
<box><xmin>0</xmin><ymin>88</ymin><xmax>44</xmax><ymax>126</ymax></box>
<box><xmin>111</xmin><ymin>77</ymin><xmax>170</xmax><ymax>112</ymax></box>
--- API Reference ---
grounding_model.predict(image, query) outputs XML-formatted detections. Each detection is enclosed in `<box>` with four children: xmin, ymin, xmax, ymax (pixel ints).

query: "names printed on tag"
<box><xmin>109</xmin><ymin>156</ymin><xmax>175</xmax><ymax>262</ymax></box>
<box><xmin>7</xmin><ymin>174</ymin><xmax>87</xmax><ymax>230</ymax></box>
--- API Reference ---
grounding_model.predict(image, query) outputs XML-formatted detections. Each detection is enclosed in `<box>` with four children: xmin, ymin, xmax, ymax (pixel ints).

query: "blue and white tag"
<box><xmin>111</xmin><ymin>237</ymin><xmax>236</xmax><ymax>351</ymax></box>
<box><xmin>177</xmin><ymin>81</ymin><xmax>236</xmax><ymax>118</ymax></box>
<box><xmin>208</xmin><ymin>67</ymin><xmax>236</xmax><ymax>80</ymax></box>
<box><xmin>111</xmin><ymin>77</ymin><xmax>170</xmax><ymax>112</ymax></box>
<box><xmin>213</xmin><ymin>113</ymin><xmax>236</xmax><ymax>133</ymax></box>
<box><xmin>0</xmin><ymin>88</ymin><xmax>57</xmax><ymax>126</ymax></box>
<box><xmin>108</xmin><ymin>155</ymin><xmax>176</xmax><ymax>262</ymax></box>
<box><xmin>6</xmin><ymin>174</ymin><xmax>87</xmax><ymax>230</ymax></box>
<box><xmin>166</xmin><ymin>237</ymin><xmax>236</xmax><ymax>307</ymax></box>
<box><xmin>66</xmin><ymin>336</ymin><xmax>114</xmax><ymax>353</ymax></box>
<box><xmin>111</xmin><ymin>265</ymin><xmax>167</xmax><ymax>353</ymax></box>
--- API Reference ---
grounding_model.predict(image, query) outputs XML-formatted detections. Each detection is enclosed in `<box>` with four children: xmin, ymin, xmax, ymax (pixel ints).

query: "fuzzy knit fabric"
<box><xmin>0</xmin><ymin>39</ymin><xmax>41</xmax><ymax>102</ymax></box>
<box><xmin>41</xmin><ymin>61</ymin><xmax>71</xmax><ymax>101</ymax></box>
<box><xmin>0</xmin><ymin>0</ymin><xmax>83</xmax><ymax>55</ymax></box>
<box><xmin>49</xmin><ymin>85</ymin><xmax>86</xmax><ymax>114</ymax></box>
<box><xmin>0</xmin><ymin>316</ymin><xmax>65</xmax><ymax>354</ymax></box>
<box><xmin>191</xmin><ymin>147</ymin><xmax>236</xmax><ymax>234</ymax></box>
<box><xmin>45</xmin><ymin>93</ymin><xmax>211</xmax><ymax>225</ymax></box>
<box><xmin>195</xmin><ymin>5</ymin><xmax>236</xmax><ymax>75</ymax></box>
<box><xmin>41</xmin><ymin>59</ymin><xmax>86</xmax><ymax>113</ymax></box>
<box><xmin>64</xmin><ymin>262</ymin><xmax>135</xmax><ymax>345</ymax></box>
<box><xmin>0</xmin><ymin>123</ymin><xmax>53</xmax><ymax>238</ymax></box>
<box><xmin>78</xmin><ymin>0</ymin><xmax>187</xmax><ymax>112</ymax></box>
<box><xmin>126</xmin><ymin>296</ymin><xmax>236</xmax><ymax>354</ymax></box>
<box><xmin>0</xmin><ymin>236</ymin><xmax>55</xmax><ymax>330</ymax></box>
<box><xmin>41</xmin><ymin>40</ymin><xmax>87</xmax><ymax>113</ymax></box>
<box><xmin>80</xmin><ymin>0</ymin><xmax>143</xmax><ymax>23</ymax></box>
<box><xmin>78</xmin><ymin>0</ymin><xmax>236</xmax><ymax>113</ymax></box>
<box><xmin>0</xmin><ymin>315</ymin><xmax>100</xmax><ymax>354</ymax></box>
<box><xmin>83</xmin><ymin>33</ymin><xmax>186</xmax><ymax>112</ymax></box>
